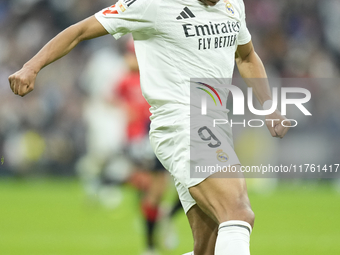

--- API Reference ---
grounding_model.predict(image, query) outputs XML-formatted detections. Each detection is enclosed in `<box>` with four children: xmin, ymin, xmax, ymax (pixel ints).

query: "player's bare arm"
<box><xmin>236</xmin><ymin>41</ymin><xmax>290</xmax><ymax>138</ymax></box>
<box><xmin>8</xmin><ymin>16</ymin><xmax>108</xmax><ymax>97</ymax></box>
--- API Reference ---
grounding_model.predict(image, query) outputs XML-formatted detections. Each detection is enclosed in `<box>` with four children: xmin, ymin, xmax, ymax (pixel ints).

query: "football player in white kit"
<box><xmin>9</xmin><ymin>0</ymin><xmax>290</xmax><ymax>254</ymax></box>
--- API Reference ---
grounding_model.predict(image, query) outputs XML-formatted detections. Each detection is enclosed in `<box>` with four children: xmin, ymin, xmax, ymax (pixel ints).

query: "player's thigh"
<box><xmin>187</xmin><ymin>204</ymin><xmax>217</xmax><ymax>255</ymax></box>
<box><xmin>189</xmin><ymin>165</ymin><xmax>254</xmax><ymax>226</ymax></box>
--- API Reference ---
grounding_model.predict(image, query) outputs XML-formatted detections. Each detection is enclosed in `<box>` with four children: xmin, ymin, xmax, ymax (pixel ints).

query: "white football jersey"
<box><xmin>95</xmin><ymin>0</ymin><xmax>251</xmax><ymax>123</ymax></box>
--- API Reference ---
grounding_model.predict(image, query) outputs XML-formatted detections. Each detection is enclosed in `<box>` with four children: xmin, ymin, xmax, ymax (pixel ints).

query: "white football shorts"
<box><xmin>149</xmin><ymin>107</ymin><xmax>240</xmax><ymax>214</ymax></box>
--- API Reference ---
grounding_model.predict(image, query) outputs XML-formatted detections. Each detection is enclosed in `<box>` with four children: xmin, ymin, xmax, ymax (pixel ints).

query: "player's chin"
<box><xmin>199</xmin><ymin>0</ymin><xmax>220</xmax><ymax>6</ymax></box>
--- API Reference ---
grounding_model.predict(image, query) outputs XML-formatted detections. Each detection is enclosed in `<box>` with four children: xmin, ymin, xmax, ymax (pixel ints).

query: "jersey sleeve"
<box><xmin>237</xmin><ymin>0</ymin><xmax>251</xmax><ymax>45</ymax></box>
<box><xmin>95</xmin><ymin>0</ymin><xmax>157</xmax><ymax>39</ymax></box>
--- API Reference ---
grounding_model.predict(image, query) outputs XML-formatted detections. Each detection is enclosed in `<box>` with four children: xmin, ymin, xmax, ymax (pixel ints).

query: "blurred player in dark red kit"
<box><xmin>115</xmin><ymin>39</ymin><xmax>150</xmax><ymax>143</ymax></box>
<box><xmin>113</xmin><ymin>38</ymin><xmax>181</xmax><ymax>255</ymax></box>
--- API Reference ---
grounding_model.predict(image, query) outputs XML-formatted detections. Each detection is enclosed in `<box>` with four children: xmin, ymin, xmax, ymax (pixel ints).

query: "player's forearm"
<box><xmin>9</xmin><ymin>16</ymin><xmax>108</xmax><ymax>97</ymax></box>
<box><xmin>23</xmin><ymin>16</ymin><xmax>107</xmax><ymax>74</ymax></box>
<box><xmin>23</xmin><ymin>25</ymin><xmax>84</xmax><ymax>74</ymax></box>
<box><xmin>236</xmin><ymin>49</ymin><xmax>272</xmax><ymax>106</ymax></box>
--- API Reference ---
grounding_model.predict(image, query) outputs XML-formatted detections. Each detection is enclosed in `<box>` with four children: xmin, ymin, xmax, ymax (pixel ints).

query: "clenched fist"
<box><xmin>266</xmin><ymin>110</ymin><xmax>291</xmax><ymax>139</ymax></box>
<box><xmin>8</xmin><ymin>66</ymin><xmax>37</xmax><ymax>97</ymax></box>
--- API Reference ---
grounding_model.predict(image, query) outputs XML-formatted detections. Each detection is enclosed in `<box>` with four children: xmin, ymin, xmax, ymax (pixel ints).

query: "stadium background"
<box><xmin>0</xmin><ymin>0</ymin><xmax>340</xmax><ymax>254</ymax></box>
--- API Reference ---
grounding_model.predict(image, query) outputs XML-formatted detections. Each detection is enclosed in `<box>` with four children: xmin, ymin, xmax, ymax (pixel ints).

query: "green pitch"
<box><xmin>0</xmin><ymin>178</ymin><xmax>339</xmax><ymax>255</ymax></box>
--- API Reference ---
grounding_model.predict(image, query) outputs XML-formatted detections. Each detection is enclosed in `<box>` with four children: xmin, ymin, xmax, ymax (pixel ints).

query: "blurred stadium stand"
<box><xmin>0</xmin><ymin>0</ymin><xmax>339</xmax><ymax>177</ymax></box>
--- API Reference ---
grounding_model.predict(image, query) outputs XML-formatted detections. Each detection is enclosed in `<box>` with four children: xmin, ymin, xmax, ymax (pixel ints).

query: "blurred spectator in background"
<box><xmin>0</xmin><ymin>0</ymin><xmax>122</xmax><ymax>176</ymax></box>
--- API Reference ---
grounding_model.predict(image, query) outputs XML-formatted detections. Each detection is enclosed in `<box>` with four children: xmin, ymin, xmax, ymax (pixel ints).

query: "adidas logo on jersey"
<box><xmin>123</xmin><ymin>0</ymin><xmax>137</xmax><ymax>7</ymax></box>
<box><xmin>176</xmin><ymin>7</ymin><xmax>195</xmax><ymax>20</ymax></box>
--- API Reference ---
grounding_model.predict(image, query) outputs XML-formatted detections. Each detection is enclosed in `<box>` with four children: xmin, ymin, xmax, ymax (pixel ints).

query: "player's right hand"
<box><xmin>8</xmin><ymin>67</ymin><xmax>36</xmax><ymax>97</ymax></box>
